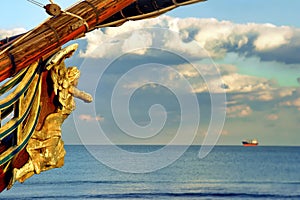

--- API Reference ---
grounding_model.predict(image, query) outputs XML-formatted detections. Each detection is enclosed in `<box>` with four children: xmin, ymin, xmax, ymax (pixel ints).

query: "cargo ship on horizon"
<box><xmin>242</xmin><ymin>139</ymin><xmax>259</xmax><ymax>146</ymax></box>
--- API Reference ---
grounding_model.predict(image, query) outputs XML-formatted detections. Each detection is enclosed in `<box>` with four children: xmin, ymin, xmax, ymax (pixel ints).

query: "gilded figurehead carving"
<box><xmin>8</xmin><ymin>44</ymin><xmax>92</xmax><ymax>188</ymax></box>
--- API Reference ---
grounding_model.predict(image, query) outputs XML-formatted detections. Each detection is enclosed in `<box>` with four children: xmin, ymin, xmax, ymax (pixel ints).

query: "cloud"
<box><xmin>278</xmin><ymin>89</ymin><xmax>294</xmax><ymax>98</ymax></box>
<box><xmin>266</xmin><ymin>114</ymin><xmax>279</xmax><ymax>121</ymax></box>
<box><xmin>255</xmin><ymin>91</ymin><xmax>275</xmax><ymax>102</ymax></box>
<box><xmin>174</xmin><ymin>63</ymin><xmax>276</xmax><ymax>94</ymax></box>
<box><xmin>253</xmin><ymin>24</ymin><xmax>293</xmax><ymax>51</ymax></box>
<box><xmin>180</xmin><ymin>63</ymin><xmax>276</xmax><ymax>94</ymax></box>
<box><xmin>221</xmin><ymin>73</ymin><xmax>272</xmax><ymax>93</ymax></box>
<box><xmin>190</xmin><ymin>19</ymin><xmax>299</xmax><ymax>64</ymax></box>
<box><xmin>231</xmin><ymin>87</ymin><xmax>296</xmax><ymax>104</ymax></box>
<box><xmin>122</xmin><ymin>30</ymin><xmax>153</xmax><ymax>55</ymax></box>
<box><xmin>78</xmin><ymin>114</ymin><xmax>104</xmax><ymax>122</ymax></box>
<box><xmin>76</xmin><ymin>15</ymin><xmax>300</xmax><ymax>124</ymax></box>
<box><xmin>77</xmin><ymin>17</ymin><xmax>299</xmax><ymax>104</ymax></box>
<box><xmin>80</xmin><ymin>16</ymin><xmax>300</xmax><ymax>64</ymax></box>
<box><xmin>280</xmin><ymin>97</ymin><xmax>300</xmax><ymax>111</ymax></box>
<box><xmin>227</xmin><ymin>104</ymin><xmax>253</xmax><ymax>118</ymax></box>
<box><xmin>0</xmin><ymin>28</ymin><xmax>26</xmax><ymax>39</ymax></box>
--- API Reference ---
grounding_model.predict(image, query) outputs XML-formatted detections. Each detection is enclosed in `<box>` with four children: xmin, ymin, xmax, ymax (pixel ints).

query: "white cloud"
<box><xmin>187</xmin><ymin>65</ymin><xmax>276</xmax><ymax>94</ymax></box>
<box><xmin>227</xmin><ymin>104</ymin><xmax>253</xmax><ymax>118</ymax></box>
<box><xmin>80</xmin><ymin>16</ymin><xmax>300</xmax><ymax>64</ymax></box>
<box><xmin>122</xmin><ymin>30</ymin><xmax>153</xmax><ymax>55</ymax></box>
<box><xmin>75</xmin><ymin>16</ymin><xmax>300</xmax><ymax>116</ymax></box>
<box><xmin>0</xmin><ymin>28</ymin><xmax>26</xmax><ymax>39</ymax></box>
<box><xmin>79</xmin><ymin>114</ymin><xmax>104</xmax><ymax>122</ymax></box>
<box><xmin>253</xmin><ymin>24</ymin><xmax>293</xmax><ymax>51</ymax></box>
<box><xmin>119</xmin><ymin>66</ymin><xmax>195</xmax><ymax>94</ymax></box>
<box><xmin>256</xmin><ymin>92</ymin><xmax>274</xmax><ymax>102</ymax></box>
<box><xmin>221</xmin><ymin>73</ymin><xmax>272</xmax><ymax>93</ymax></box>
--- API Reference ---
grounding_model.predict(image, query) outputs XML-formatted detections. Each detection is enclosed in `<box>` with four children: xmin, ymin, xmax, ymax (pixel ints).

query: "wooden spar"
<box><xmin>97</xmin><ymin>0</ymin><xmax>207</xmax><ymax>28</ymax></box>
<box><xmin>0</xmin><ymin>0</ymin><xmax>136</xmax><ymax>82</ymax></box>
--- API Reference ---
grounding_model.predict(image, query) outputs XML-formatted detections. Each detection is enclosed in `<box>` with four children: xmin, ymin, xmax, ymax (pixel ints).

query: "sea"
<box><xmin>1</xmin><ymin>145</ymin><xmax>300</xmax><ymax>199</ymax></box>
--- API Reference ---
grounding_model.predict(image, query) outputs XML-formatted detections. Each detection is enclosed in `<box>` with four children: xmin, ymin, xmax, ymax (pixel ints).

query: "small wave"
<box><xmin>10</xmin><ymin>192</ymin><xmax>300</xmax><ymax>199</ymax></box>
<box><xmin>26</xmin><ymin>180</ymin><xmax>141</xmax><ymax>186</ymax></box>
<box><xmin>28</xmin><ymin>179</ymin><xmax>300</xmax><ymax>187</ymax></box>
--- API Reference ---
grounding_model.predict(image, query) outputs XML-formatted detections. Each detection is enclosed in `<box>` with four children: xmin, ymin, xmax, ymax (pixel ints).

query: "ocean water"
<box><xmin>1</xmin><ymin>145</ymin><xmax>300</xmax><ymax>199</ymax></box>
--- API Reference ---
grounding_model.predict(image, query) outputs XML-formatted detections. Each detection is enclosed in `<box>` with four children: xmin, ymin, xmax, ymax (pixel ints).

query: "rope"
<box><xmin>62</xmin><ymin>11</ymin><xmax>90</xmax><ymax>32</ymax></box>
<box><xmin>26</xmin><ymin>0</ymin><xmax>44</xmax><ymax>8</ymax></box>
<box><xmin>44</xmin><ymin>22</ymin><xmax>61</xmax><ymax>48</ymax></box>
<box><xmin>82</xmin><ymin>0</ymin><xmax>99</xmax><ymax>25</ymax></box>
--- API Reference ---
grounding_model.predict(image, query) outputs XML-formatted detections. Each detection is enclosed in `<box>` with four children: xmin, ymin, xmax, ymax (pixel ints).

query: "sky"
<box><xmin>1</xmin><ymin>0</ymin><xmax>300</xmax><ymax>146</ymax></box>
<box><xmin>2</xmin><ymin>0</ymin><xmax>300</xmax><ymax>29</ymax></box>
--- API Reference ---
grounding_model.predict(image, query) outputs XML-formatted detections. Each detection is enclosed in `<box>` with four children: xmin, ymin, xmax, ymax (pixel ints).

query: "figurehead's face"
<box><xmin>66</xmin><ymin>67</ymin><xmax>80</xmax><ymax>86</ymax></box>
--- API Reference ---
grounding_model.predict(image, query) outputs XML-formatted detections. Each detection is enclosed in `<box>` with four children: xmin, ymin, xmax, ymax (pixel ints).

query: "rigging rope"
<box><xmin>26</xmin><ymin>0</ymin><xmax>44</xmax><ymax>8</ymax></box>
<box><xmin>63</xmin><ymin>11</ymin><xmax>90</xmax><ymax>31</ymax></box>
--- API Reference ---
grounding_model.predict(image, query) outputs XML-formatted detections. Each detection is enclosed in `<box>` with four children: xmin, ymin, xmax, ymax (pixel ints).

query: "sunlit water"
<box><xmin>2</xmin><ymin>146</ymin><xmax>300</xmax><ymax>199</ymax></box>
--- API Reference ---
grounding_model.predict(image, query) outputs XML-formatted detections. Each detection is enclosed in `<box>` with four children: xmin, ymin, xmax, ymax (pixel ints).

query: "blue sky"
<box><xmin>2</xmin><ymin>0</ymin><xmax>300</xmax><ymax>29</ymax></box>
<box><xmin>169</xmin><ymin>0</ymin><xmax>300</xmax><ymax>28</ymax></box>
<box><xmin>1</xmin><ymin>0</ymin><xmax>300</xmax><ymax>146</ymax></box>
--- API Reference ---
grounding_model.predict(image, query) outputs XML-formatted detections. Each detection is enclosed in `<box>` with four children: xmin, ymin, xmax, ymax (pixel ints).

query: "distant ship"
<box><xmin>242</xmin><ymin>139</ymin><xmax>258</xmax><ymax>146</ymax></box>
